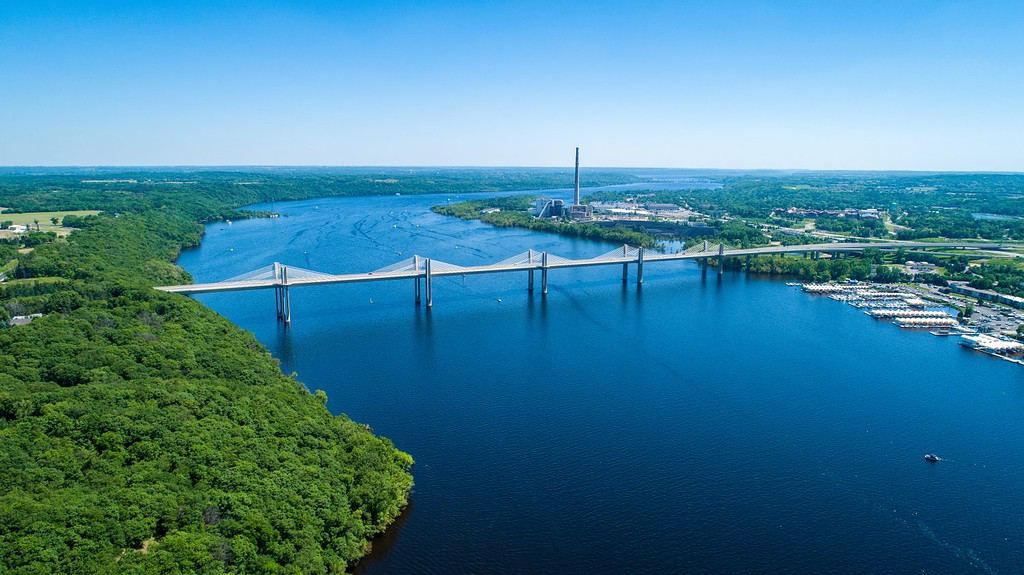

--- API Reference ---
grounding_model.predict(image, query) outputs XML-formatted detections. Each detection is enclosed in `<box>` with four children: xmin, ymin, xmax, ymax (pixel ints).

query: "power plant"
<box><xmin>574</xmin><ymin>146</ymin><xmax>581</xmax><ymax>205</ymax></box>
<box><xmin>567</xmin><ymin>146</ymin><xmax>593</xmax><ymax>221</ymax></box>
<box><xmin>530</xmin><ymin>147</ymin><xmax>592</xmax><ymax>220</ymax></box>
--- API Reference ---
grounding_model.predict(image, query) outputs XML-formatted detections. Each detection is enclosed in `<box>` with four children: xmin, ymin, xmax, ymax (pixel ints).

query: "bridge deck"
<box><xmin>156</xmin><ymin>241</ymin><xmax>1002</xmax><ymax>294</ymax></box>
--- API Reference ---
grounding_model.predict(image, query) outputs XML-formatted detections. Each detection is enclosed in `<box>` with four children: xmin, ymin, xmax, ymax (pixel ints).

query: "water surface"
<box><xmin>179</xmin><ymin>193</ymin><xmax>1023</xmax><ymax>574</ymax></box>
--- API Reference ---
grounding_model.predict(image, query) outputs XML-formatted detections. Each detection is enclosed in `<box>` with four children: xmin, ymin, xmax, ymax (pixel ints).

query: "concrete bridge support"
<box><xmin>414</xmin><ymin>255</ymin><xmax>422</xmax><ymax>305</ymax></box>
<box><xmin>541</xmin><ymin>252</ymin><xmax>549</xmax><ymax>296</ymax></box>
<box><xmin>272</xmin><ymin>262</ymin><xmax>292</xmax><ymax>324</ymax></box>
<box><xmin>273</xmin><ymin>262</ymin><xmax>282</xmax><ymax>320</ymax></box>
<box><xmin>718</xmin><ymin>243</ymin><xmax>725</xmax><ymax>275</ymax></box>
<box><xmin>281</xmin><ymin>266</ymin><xmax>291</xmax><ymax>324</ymax></box>
<box><xmin>528</xmin><ymin>249</ymin><xmax>535</xmax><ymax>292</ymax></box>
<box><xmin>622</xmin><ymin>244</ymin><xmax>629</xmax><ymax>283</ymax></box>
<box><xmin>637</xmin><ymin>246</ymin><xmax>645</xmax><ymax>286</ymax></box>
<box><xmin>424</xmin><ymin>258</ymin><xmax>433</xmax><ymax>308</ymax></box>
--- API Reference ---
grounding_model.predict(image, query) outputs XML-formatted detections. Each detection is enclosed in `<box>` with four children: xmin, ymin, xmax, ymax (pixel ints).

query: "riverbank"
<box><xmin>0</xmin><ymin>183</ymin><xmax>416</xmax><ymax>572</ymax></box>
<box><xmin>431</xmin><ymin>196</ymin><xmax>658</xmax><ymax>247</ymax></box>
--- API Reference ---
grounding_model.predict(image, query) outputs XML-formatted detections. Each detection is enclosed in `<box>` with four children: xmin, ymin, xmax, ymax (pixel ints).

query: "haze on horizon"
<box><xmin>1</xmin><ymin>1</ymin><xmax>1021</xmax><ymax>171</ymax></box>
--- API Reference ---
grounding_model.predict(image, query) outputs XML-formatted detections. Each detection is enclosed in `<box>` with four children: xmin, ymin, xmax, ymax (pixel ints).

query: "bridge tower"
<box><xmin>273</xmin><ymin>263</ymin><xmax>292</xmax><ymax>324</ymax></box>
<box><xmin>622</xmin><ymin>244</ymin><xmax>629</xmax><ymax>283</ymax></box>
<box><xmin>718</xmin><ymin>243</ymin><xmax>725</xmax><ymax>275</ymax></box>
<box><xmin>424</xmin><ymin>258</ymin><xmax>433</xmax><ymax>308</ymax></box>
<box><xmin>273</xmin><ymin>262</ymin><xmax>282</xmax><ymax>319</ymax></box>
<box><xmin>527</xmin><ymin>249</ymin><xmax>535</xmax><ymax>292</ymax></box>
<box><xmin>541</xmin><ymin>251</ymin><xmax>549</xmax><ymax>295</ymax></box>
<box><xmin>414</xmin><ymin>255</ymin><xmax>421</xmax><ymax>305</ymax></box>
<box><xmin>637</xmin><ymin>246</ymin><xmax>645</xmax><ymax>285</ymax></box>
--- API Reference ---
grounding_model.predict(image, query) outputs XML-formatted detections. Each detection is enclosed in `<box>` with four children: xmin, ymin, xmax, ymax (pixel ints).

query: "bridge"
<box><xmin>156</xmin><ymin>241</ymin><xmax>1005</xmax><ymax>323</ymax></box>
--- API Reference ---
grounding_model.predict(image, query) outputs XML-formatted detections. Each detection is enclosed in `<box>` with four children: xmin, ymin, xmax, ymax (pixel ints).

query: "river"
<box><xmin>177</xmin><ymin>191</ymin><xmax>1023</xmax><ymax>574</ymax></box>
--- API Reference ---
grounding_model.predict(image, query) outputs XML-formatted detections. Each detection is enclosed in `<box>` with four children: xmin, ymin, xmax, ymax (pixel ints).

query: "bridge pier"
<box><xmin>541</xmin><ymin>251</ymin><xmax>548</xmax><ymax>296</ymax></box>
<box><xmin>283</xmin><ymin>287</ymin><xmax>291</xmax><ymax>324</ymax></box>
<box><xmin>273</xmin><ymin>262</ymin><xmax>282</xmax><ymax>320</ymax></box>
<box><xmin>414</xmin><ymin>255</ymin><xmax>421</xmax><ymax>305</ymax></box>
<box><xmin>637</xmin><ymin>246</ymin><xmax>645</xmax><ymax>285</ymax></box>
<box><xmin>281</xmin><ymin>266</ymin><xmax>291</xmax><ymax>324</ymax></box>
<box><xmin>718</xmin><ymin>243</ymin><xmax>725</xmax><ymax>275</ymax></box>
<box><xmin>528</xmin><ymin>249</ymin><xmax>535</xmax><ymax>293</ymax></box>
<box><xmin>622</xmin><ymin>245</ymin><xmax>629</xmax><ymax>283</ymax></box>
<box><xmin>424</xmin><ymin>258</ymin><xmax>433</xmax><ymax>308</ymax></box>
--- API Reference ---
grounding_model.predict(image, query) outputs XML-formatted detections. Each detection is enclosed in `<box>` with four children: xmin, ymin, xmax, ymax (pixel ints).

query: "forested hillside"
<box><xmin>0</xmin><ymin>174</ymin><xmax>436</xmax><ymax>573</ymax></box>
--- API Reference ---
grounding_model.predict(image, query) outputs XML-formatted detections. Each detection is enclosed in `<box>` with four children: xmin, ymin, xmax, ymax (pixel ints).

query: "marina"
<box><xmin>800</xmin><ymin>281</ymin><xmax>1024</xmax><ymax>365</ymax></box>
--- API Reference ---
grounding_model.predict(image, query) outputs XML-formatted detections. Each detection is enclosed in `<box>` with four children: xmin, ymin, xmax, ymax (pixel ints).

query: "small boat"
<box><xmin>923</xmin><ymin>454</ymin><xmax>942</xmax><ymax>463</ymax></box>
<box><xmin>496</xmin><ymin>298</ymin><xmax>503</xmax><ymax>303</ymax></box>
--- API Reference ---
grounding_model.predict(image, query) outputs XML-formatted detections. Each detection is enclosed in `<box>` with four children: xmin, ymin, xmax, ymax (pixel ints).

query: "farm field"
<box><xmin>0</xmin><ymin>209</ymin><xmax>100</xmax><ymax>237</ymax></box>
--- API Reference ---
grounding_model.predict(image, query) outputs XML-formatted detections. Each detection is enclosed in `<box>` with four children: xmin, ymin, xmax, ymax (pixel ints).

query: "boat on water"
<box><xmin>924</xmin><ymin>454</ymin><xmax>942</xmax><ymax>463</ymax></box>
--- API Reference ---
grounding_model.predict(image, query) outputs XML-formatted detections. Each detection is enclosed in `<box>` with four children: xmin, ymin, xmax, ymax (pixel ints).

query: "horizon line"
<box><xmin>0</xmin><ymin>164</ymin><xmax>1022</xmax><ymax>175</ymax></box>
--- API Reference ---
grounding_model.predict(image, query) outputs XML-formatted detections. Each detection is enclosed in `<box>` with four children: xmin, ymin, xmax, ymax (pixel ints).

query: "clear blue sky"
<box><xmin>1</xmin><ymin>1</ymin><xmax>1021</xmax><ymax>170</ymax></box>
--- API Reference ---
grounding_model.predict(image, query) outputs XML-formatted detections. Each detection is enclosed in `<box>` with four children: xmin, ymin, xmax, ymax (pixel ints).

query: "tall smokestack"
<box><xmin>573</xmin><ymin>146</ymin><xmax>581</xmax><ymax>206</ymax></box>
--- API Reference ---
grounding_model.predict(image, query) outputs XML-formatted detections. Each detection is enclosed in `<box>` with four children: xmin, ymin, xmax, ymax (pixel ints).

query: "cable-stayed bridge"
<box><xmin>156</xmin><ymin>241</ymin><xmax>1006</xmax><ymax>323</ymax></box>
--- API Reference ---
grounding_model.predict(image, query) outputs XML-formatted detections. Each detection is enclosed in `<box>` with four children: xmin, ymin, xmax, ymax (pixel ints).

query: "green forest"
<box><xmin>0</xmin><ymin>174</ymin><xmax>464</xmax><ymax>573</ymax></box>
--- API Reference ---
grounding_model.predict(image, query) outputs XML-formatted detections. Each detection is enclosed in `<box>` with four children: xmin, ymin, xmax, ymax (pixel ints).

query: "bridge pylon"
<box><xmin>273</xmin><ymin>262</ymin><xmax>282</xmax><ymax>319</ymax></box>
<box><xmin>273</xmin><ymin>263</ymin><xmax>292</xmax><ymax>325</ymax></box>
<box><xmin>718</xmin><ymin>243</ymin><xmax>725</xmax><ymax>275</ymax></box>
<box><xmin>424</xmin><ymin>258</ymin><xmax>433</xmax><ymax>308</ymax></box>
<box><xmin>637</xmin><ymin>246</ymin><xmax>645</xmax><ymax>285</ymax></box>
<box><xmin>414</xmin><ymin>255</ymin><xmax>421</xmax><ymax>305</ymax></box>
<box><xmin>622</xmin><ymin>244</ymin><xmax>629</xmax><ymax>283</ymax></box>
<box><xmin>541</xmin><ymin>252</ymin><xmax>549</xmax><ymax>296</ymax></box>
<box><xmin>528</xmin><ymin>249</ymin><xmax>535</xmax><ymax>293</ymax></box>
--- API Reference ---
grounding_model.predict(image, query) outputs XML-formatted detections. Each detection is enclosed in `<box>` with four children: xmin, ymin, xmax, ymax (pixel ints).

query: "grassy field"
<box><xmin>0</xmin><ymin>209</ymin><xmax>100</xmax><ymax>236</ymax></box>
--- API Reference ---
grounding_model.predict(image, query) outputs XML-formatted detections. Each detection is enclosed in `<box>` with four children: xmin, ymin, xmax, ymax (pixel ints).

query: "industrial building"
<box><xmin>948</xmin><ymin>281</ymin><xmax>1024</xmax><ymax>309</ymax></box>
<box><xmin>567</xmin><ymin>147</ymin><xmax>593</xmax><ymax>221</ymax></box>
<box><xmin>530</xmin><ymin>147</ymin><xmax>592</xmax><ymax>221</ymax></box>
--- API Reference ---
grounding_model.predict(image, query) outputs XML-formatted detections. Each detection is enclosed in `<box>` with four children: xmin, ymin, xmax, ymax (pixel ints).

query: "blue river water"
<box><xmin>178</xmin><ymin>192</ymin><xmax>1023</xmax><ymax>574</ymax></box>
